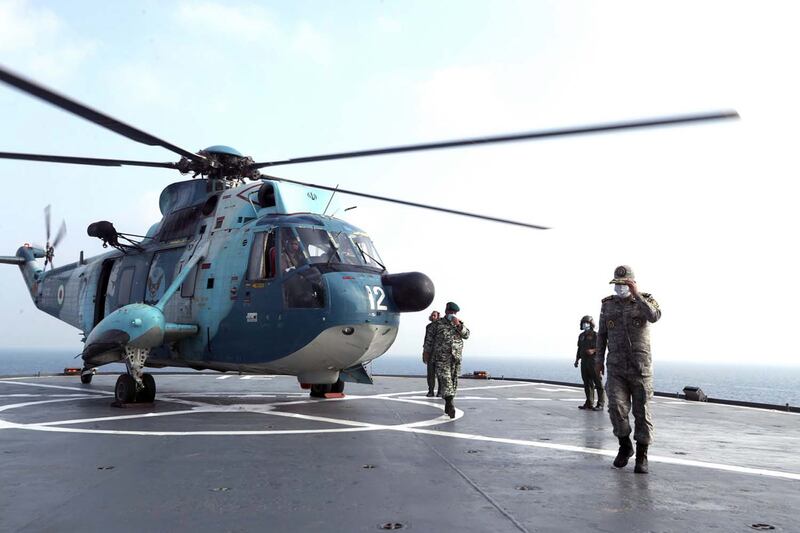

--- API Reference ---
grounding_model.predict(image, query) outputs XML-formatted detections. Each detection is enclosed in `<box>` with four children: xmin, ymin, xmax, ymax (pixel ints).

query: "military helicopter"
<box><xmin>0</xmin><ymin>65</ymin><xmax>738</xmax><ymax>404</ymax></box>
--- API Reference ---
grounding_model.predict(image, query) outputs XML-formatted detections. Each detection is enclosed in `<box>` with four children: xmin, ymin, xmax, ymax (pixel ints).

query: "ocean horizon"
<box><xmin>1</xmin><ymin>348</ymin><xmax>797</xmax><ymax>407</ymax></box>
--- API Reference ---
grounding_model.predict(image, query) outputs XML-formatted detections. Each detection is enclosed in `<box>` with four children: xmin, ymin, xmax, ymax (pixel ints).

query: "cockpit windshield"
<box><xmin>294</xmin><ymin>227</ymin><xmax>332</xmax><ymax>265</ymax></box>
<box><xmin>350</xmin><ymin>233</ymin><xmax>385</xmax><ymax>269</ymax></box>
<box><xmin>290</xmin><ymin>227</ymin><xmax>384</xmax><ymax>271</ymax></box>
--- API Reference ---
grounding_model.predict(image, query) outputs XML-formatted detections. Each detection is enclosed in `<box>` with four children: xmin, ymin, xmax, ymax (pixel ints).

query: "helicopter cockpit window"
<box><xmin>292</xmin><ymin>227</ymin><xmax>365</xmax><ymax>267</ymax></box>
<box><xmin>281</xmin><ymin>227</ymin><xmax>325</xmax><ymax>309</ymax></box>
<box><xmin>350</xmin><ymin>234</ymin><xmax>384</xmax><ymax>269</ymax></box>
<box><xmin>294</xmin><ymin>227</ymin><xmax>335</xmax><ymax>265</ymax></box>
<box><xmin>331</xmin><ymin>232</ymin><xmax>362</xmax><ymax>265</ymax></box>
<box><xmin>246</xmin><ymin>230</ymin><xmax>277</xmax><ymax>281</ymax></box>
<box><xmin>280</xmin><ymin>228</ymin><xmax>308</xmax><ymax>273</ymax></box>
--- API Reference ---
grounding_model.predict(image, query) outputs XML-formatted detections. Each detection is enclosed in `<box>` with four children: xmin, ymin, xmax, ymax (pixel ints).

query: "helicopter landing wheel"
<box><xmin>114</xmin><ymin>374</ymin><xmax>137</xmax><ymax>404</ymax></box>
<box><xmin>137</xmin><ymin>373</ymin><xmax>156</xmax><ymax>403</ymax></box>
<box><xmin>330</xmin><ymin>379</ymin><xmax>345</xmax><ymax>394</ymax></box>
<box><xmin>80</xmin><ymin>368</ymin><xmax>93</xmax><ymax>384</ymax></box>
<box><xmin>309</xmin><ymin>383</ymin><xmax>332</xmax><ymax>398</ymax></box>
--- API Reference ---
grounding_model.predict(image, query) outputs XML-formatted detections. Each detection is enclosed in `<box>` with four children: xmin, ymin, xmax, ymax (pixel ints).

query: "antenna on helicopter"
<box><xmin>322</xmin><ymin>184</ymin><xmax>339</xmax><ymax>216</ymax></box>
<box><xmin>331</xmin><ymin>205</ymin><xmax>357</xmax><ymax>218</ymax></box>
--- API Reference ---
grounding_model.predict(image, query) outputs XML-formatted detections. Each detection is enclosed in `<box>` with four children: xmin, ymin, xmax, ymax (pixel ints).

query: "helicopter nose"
<box><xmin>382</xmin><ymin>272</ymin><xmax>435</xmax><ymax>312</ymax></box>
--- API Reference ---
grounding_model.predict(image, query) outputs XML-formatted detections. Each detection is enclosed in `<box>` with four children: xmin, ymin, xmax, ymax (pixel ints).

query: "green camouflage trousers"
<box><xmin>435</xmin><ymin>357</ymin><xmax>461</xmax><ymax>398</ymax></box>
<box><xmin>605</xmin><ymin>372</ymin><xmax>654</xmax><ymax>445</ymax></box>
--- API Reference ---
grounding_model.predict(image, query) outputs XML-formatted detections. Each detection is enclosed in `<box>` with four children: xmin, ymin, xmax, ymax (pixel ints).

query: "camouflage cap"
<box><xmin>609</xmin><ymin>265</ymin><xmax>635</xmax><ymax>284</ymax></box>
<box><xmin>445</xmin><ymin>301</ymin><xmax>460</xmax><ymax>313</ymax></box>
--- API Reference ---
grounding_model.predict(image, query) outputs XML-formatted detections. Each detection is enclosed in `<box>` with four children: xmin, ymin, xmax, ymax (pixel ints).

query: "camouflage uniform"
<box><xmin>423</xmin><ymin>320</ymin><xmax>443</xmax><ymax>395</ymax></box>
<box><xmin>595</xmin><ymin>283</ymin><xmax>661</xmax><ymax>445</ymax></box>
<box><xmin>423</xmin><ymin>317</ymin><xmax>470</xmax><ymax>398</ymax></box>
<box><xmin>577</xmin><ymin>327</ymin><xmax>604</xmax><ymax>407</ymax></box>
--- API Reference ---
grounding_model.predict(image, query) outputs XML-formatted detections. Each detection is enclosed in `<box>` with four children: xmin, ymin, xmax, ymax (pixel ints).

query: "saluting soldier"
<box><xmin>595</xmin><ymin>266</ymin><xmax>661</xmax><ymax>474</ymax></box>
<box><xmin>423</xmin><ymin>302</ymin><xmax>470</xmax><ymax>418</ymax></box>
<box><xmin>575</xmin><ymin>315</ymin><xmax>604</xmax><ymax>411</ymax></box>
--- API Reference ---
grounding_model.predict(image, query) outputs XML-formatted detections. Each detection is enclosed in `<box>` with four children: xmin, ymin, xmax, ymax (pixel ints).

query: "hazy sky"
<box><xmin>1</xmin><ymin>1</ymin><xmax>798</xmax><ymax>366</ymax></box>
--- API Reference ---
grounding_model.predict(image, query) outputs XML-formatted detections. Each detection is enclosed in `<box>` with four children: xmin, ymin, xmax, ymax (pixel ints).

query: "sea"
<box><xmin>1</xmin><ymin>349</ymin><xmax>797</xmax><ymax>407</ymax></box>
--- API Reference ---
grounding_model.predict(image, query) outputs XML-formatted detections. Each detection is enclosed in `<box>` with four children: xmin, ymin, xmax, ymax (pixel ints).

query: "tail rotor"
<box><xmin>43</xmin><ymin>205</ymin><xmax>66</xmax><ymax>270</ymax></box>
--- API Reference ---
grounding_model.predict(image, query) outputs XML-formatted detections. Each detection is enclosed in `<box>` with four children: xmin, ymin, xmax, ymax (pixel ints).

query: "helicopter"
<box><xmin>0</xmin><ymin>65</ymin><xmax>738</xmax><ymax>405</ymax></box>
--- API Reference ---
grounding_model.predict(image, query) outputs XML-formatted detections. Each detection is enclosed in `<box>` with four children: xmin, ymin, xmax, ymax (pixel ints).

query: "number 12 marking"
<box><xmin>365</xmin><ymin>285</ymin><xmax>388</xmax><ymax>311</ymax></box>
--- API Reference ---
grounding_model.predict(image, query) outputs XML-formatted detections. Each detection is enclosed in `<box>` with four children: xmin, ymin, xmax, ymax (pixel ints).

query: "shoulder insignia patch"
<box><xmin>641</xmin><ymin>292</ymin><xmax>660</xmax><ymax>310</ymax></box>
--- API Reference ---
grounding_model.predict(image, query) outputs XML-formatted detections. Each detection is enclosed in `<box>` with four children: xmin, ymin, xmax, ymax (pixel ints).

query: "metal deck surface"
<box><xmin>0</xmin><ymin>374</ymin><xmax>797</xmax><ymax>532</ymax></box>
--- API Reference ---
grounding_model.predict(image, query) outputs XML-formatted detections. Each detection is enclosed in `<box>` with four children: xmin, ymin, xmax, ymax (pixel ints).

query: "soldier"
<box><xmin>422</xmin><ymin>310</ymin><xmax>444</xmax><ymax>397</ymax></box>
<box><xmin>423</xmin><ymin>301</ymin><xmax>470</xmax><ymax>418</ymax></box>
<box><xmin>575</xmin><ymin>315</ymin><xmax>604</xmax><ymax>411</ymax></box>
<box><xmin>595</xmin><ymin>265</ymin><xmax>661</xmax><ymax>474</ymax></box>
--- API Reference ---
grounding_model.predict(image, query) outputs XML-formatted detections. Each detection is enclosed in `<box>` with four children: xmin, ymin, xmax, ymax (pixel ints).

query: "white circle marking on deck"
<box><xmin>2</xmin><ymin>379</ymin><xmax>798</xmax><ymax>481</ymax></box>
<box><xmin>0</xmin><ymin>386</ymin><xmax>462</xmax><ymax>436</ymax></box>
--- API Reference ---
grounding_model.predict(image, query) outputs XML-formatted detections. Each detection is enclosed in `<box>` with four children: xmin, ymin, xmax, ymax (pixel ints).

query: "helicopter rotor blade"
<box><xmin>0</xmin><ymin>151</ymin><xmax>178</xmax><ymax>169</ymax></box>
<box><xmin>264</xmin><ymin>175</ymin><xmax>549</xmax><ymax>230</ymax></box>
<box><xmin>252</xmin><ymin>111</ymin><xmax>739</xmax><ymax>169</ymax></box>
<box><xmin>53</xmin><ymin>221</ymin><xmax>67</xmax><ymax>248</ymax></box>
<box><xmin>44</xmin><ymin>205</ymin><xmax>51</xmax><ymax>244</ymax></box>
<box><xmin>0</xmin><ymin>64</ymin><xmax>202</xmax><ymax>163</ymax></box>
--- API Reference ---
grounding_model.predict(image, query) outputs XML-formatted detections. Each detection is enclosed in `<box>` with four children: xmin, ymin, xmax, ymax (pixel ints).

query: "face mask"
<box><xmin>581</xmin><ymin>323</ymin><xmax>591</xmax><ymax>331</ymax></box>
<box><xmin>614</xmin><ymin>284</ymin><xmax>631</xmax><ymax>298</ymax></box>
<box><xmin>446</xmin><ymin>314</ymin><xmax>455</xmax><ymax>321</ymax></box>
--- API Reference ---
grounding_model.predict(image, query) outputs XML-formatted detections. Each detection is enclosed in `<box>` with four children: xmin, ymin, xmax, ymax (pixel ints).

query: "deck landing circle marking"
<box><xmin>0</xmin><ymin>392</ymin><xmax>461</xmax><ymax>436</ymax></box>
<box><xmin>2</xmin><ymin>380</ymin><xmax>799</xmax><ymax>481</ymax></box>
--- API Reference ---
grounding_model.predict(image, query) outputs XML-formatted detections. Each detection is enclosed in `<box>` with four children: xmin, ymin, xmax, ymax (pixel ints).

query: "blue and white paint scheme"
<box><xmin>1</xmin><ymin>177</ymin><xmax>434</xmax><ymax>393</ymax></box>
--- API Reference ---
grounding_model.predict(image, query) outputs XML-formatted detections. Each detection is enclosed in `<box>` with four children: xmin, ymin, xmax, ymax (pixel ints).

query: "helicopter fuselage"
<box><xmin>18</xmin><ymin>179</ymin><xmax>432</xmax><ymax>385</ymax></box>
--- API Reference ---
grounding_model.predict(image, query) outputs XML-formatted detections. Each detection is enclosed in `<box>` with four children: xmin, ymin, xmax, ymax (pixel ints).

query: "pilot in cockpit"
<box><xmin>281</xmin><ymin>236</ymin><xmax>306</xmax><ymax>272</ymax></box>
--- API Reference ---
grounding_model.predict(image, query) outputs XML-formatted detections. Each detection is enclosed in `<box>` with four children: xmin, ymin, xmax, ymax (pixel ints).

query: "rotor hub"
<box><xmin>177</xmin><ymin>145</ymin><xmax>260</xmax><ymax>181</ymax></box>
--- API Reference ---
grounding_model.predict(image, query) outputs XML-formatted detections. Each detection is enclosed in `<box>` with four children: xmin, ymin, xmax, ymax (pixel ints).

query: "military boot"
<box><xmin>634</xmin><ymin>443</ymin><xmax>649</xmax><ymax>474</ymax></box>
<box><xmin>613</xmin><ymin>436</ymin><xmax>634</xmax><ymax>468</ymax></box>
<box><xmin>444</xmin><ymin>395</ymin><xmax>456</xmax><ymax>418</ymax></box>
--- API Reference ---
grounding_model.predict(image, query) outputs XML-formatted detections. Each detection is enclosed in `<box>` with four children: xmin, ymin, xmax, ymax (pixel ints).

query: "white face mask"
<box><xmin>614</xmin><ymin>284</ymin><xmax>631</xmax><ymax>298</ymax></box>
<box><xmin>581</xmin><ymin>323</ymin><xmax>591</xmax><ymax>331</ymax></box>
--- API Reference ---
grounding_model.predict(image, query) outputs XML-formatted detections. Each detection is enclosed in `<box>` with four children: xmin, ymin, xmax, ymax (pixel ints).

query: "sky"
<box><xmin>0</xmin><ymin>0</ymin><xmax>798</xmax><ymax>366</ymax></box>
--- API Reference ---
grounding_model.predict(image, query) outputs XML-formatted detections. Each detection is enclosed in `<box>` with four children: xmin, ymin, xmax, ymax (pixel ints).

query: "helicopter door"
<box><xmin>246</xmin><ymin>229</ymin><xmax>277</xmax><ymax>281</ymax></box>
<box><xmin>93</xmin><ymin>259</ymin><xmax>115</xmax><ymax>328</ymax></box>
<box><xmin>244</xmin><ymin>229</ymin><xmax>283</xmax><ymax>315</ymax></box>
